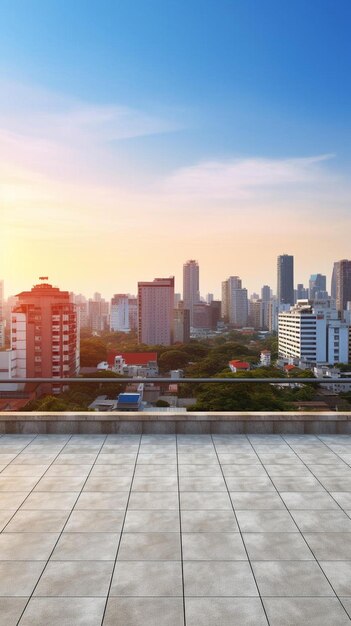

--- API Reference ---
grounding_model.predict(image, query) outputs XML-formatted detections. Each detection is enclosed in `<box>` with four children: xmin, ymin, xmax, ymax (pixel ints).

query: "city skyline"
<box><xmin>1</xmin><ymin>1</ymin><xmax>351</xmax><ymax>298</ymax></box>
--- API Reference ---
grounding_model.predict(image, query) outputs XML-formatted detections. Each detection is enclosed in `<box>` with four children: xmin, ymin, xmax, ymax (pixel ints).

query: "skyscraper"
<box><xmin>183</xmin><ymin>260</ymin><xmax>200</xmax><ymax>326</ymax></box>
<box><xmin>261</xmin><ymin>285</ymin><xmax>271</xmax><ymax>302</ymax></box>
<box><xmin>309</xmin><ymin>274</ymin><xmax>327</xmax><ymax>300</ymax></box>
<box><xmin>222</xmin><ymin>276</ymin><xmax>248</xmax><ymax>327</ymax></box>
<box><xmin>138</xmin><ymin>277</ymin><xmax>175</xmax><ymax>345</ymax></box>
<box><xmin>277</xmin><ymin>255</ymin><xmax>294</xmax><ymax>306</ymax></box>
<box><xmin>334</xmin><ymin>260</ymin><xmax>351</xmax><ymax>315</ymax></box>
<box><xmin>110</xmin><ymin>295</ymin><xmax>130</xmax><ymax>332</ymax></box>
<box><xmin>11</xmin><ymin>279</ymin><xmax>79</xmax><ymax>391</ymax></box>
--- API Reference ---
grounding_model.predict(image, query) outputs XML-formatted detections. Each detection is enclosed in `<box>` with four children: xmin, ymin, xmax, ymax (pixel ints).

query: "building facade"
<box><xmin>11</xmin><ymin>280</ymin><xmax>79</xmax><ymax>391</ymax></box>
<box><xmin>278</xmin><ymin>301</ymin><xmax>349</xmax><ymax>365</ymax></box>
<box><xmin>138</xmin><ymin>277</ymin><xmax>175</xmax><ymax>346</ymax></box>
<box><xmin>110</xmin><ymin>294</ymin><xmax>130</xmax><ymax>332</ymax></box>
<box><xmin>183</xmin><ymin>260</ymin><xmax>200</xmax><ymax>326</ymax></box>
<box><xmin>277</xmin><ymin>254</ymin><xmax>294</xmax><ymax>306</ymax></box>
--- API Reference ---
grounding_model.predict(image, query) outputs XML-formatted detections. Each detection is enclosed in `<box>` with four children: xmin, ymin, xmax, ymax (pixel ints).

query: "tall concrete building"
<box><xmin>222</xmin><ymin>276</ymin><xmax>248</xmax><ymax>327</ymax></box>
<box><xmin>11</xmin><ymin>279</ymin><xmax>79</xmax><ymax>391</ymax></box>
<box><xmin>128</xmin><ymin>297</ymin><xmax>138</xmax><ymax>332</ymax></box>
<box><xmin>278</xmin><ymin>301</ymin><xmax>349</xmax><ymax>365</ymax></box>
<box><xmin>309</xmin><ymin>274</ymin><xmax>327</xmax><ymax>300</ymax></box>
<box><xmin>110</xmin><ymin>294</ymin><xmax>130</xmax><ymax>332</ymax></box>
<box><xmin>334</xmin><ymin>260</ymin><xmax>351</xmax><ymax>315</ymax></box>
<box><xmin>277</xmin><ymin>254</ymin><xmax>294</xmax><ymax>306</ymax></box>
<box><xmin>261</xmin><ymin>285</ymin><xmax>271</xmax><ymax>302</ymax></box>
<box><xmin>174</xmin><ymin>304</ymin><xmax>190</xmax><ymax>343</ymax></box>
<box><xmin>183</xmin><ymin>260</ymin><xmax>200</xmax><ymax>326</ymax></box>
<box><xmin>138</xmin><ymin>277</ymin><xmax>174</xmax><ymax>346</ymax></box>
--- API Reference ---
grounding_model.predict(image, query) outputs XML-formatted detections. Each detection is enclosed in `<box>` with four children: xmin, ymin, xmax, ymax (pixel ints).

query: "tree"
<box><xmin>158</xmin><ymin>350</ymin><xmax>189</xmax><ymax>373</ymax></box>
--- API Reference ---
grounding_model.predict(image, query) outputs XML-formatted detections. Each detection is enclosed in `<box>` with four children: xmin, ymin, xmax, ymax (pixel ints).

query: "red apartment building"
<box><xmin>11</xmin><ymin>280</ymin><xmax>80</xmax><ymax>392</ymax></box>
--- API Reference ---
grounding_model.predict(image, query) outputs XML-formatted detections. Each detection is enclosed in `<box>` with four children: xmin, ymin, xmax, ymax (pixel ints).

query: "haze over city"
<box><xmin>1</xmin><ymin>1</ymin><xmax>351</xmax><ymax>297</ymax></box>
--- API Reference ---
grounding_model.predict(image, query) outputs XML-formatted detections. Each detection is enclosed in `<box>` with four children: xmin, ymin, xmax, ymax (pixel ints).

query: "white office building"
<box><xmin>110</xmin><ymin>294</ymin><xmax>130</xmax><ymax>332</ymax></box>
<box><xmin>278</xmin><ymin>300</ymin><xmax>349</xmax><ymax>365</ymax></box>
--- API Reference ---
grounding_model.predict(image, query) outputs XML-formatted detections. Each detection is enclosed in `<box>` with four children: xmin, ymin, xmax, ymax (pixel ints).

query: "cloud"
<box><xmin>162</xmin><ymin>154</ymin><xmax>336</xmax><ymax>200</ymax></box>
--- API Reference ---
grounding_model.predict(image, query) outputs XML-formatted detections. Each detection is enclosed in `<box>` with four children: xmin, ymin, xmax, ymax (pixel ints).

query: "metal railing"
<box><xmin>0</xmin><ymin>377</ymin><xmax>349</xmax><ymax>384</ymax></box>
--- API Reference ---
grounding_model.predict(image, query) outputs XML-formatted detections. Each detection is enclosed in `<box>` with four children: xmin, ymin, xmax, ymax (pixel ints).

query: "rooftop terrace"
<box><xmin>0</xmin><ymin>433</ymin><xmax>351</xmax><ymax>624</ymax></box>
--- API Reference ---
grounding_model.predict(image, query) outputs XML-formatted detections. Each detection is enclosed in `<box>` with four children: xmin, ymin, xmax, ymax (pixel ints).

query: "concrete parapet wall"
<box><xmin>0</xmin><ymin>412</ymin><xmax>350</xmax><ymax>434</ymax></box>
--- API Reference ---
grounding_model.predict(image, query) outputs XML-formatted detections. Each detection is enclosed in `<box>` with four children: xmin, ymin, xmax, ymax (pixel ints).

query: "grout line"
<box><xmin>100</xmin><ymin>433</ymin><xmax>142</xmax><ymax>625</ymax></box>
<box><xmin>176</xmin><ymin>432</ymin><xmax>187</xmax><ymax>626</ymax></box>
<box><xmin>250</xmin><ymin>432</ymin><xmax>348</xmax><ymax>615</ymax></box>
<box><xmin>211</xmin><ymin>434</ymin><xmax>271</xmax><ymax>626</ymax></box>
<box><xmin>14</xmin><ymin>433</ymin><xmax>107</xmax><ymax>625</ymax></box>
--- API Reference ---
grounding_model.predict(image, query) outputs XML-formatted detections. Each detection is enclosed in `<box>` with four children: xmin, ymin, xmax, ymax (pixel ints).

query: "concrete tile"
<box><xmin>263</xmin><ymin>597</ymin><xmax>350</xmax><ymax>626</ymax></box>
<box><xmin>308</xmin><ymin>465</ymin><xmax>351</xmax><ymax>477</ymax></box>
<box><xmin>0</xmin><ymin>477</ymin><xmax>39</xmax><ymax>491</ymax></box>
<box><xmin>52</xmin><ymin>532</ymin><xmax>119</xmax><ymax>560</ymax></box>
<box><xmin>184</xmin><ymin>560</ymin><xmax>257</xmax><ymax>596</ymax></box>
<box><xmin>18</xmin><ymin>597</ymin><xmax>106</xmax><ymax>626</ymax></box>
<box><xmin>0</xmin><ymin>598</ymin><xmax>28</xmax><ymax>626</ymax></box>
<box><xmin>124</xmin><ymin>510</ymin><xmax>180</xmax><ymax>532</ymax></box>
<box><xmin>222</xmin><ymin>464</ymin><xmax>267</xmax><ymax>477</ymax></box>
<box><xmin>96</xmin><ymin>454</ymin><xmax>137</xmax><ymax>465</ymax></box>
<box><xmin>226</xmin><ymin>477</ymin><xmax>275</xmax><ymax>492</ymax></box>
<box><xmin>74</xmin><ymin>491</ymin><xmax>129</xmax><ymax>510</ymax></box>
<box><xmin>304</xmin><ymin>533</ymin><xmax>351</xmax><ymax>560</ymax></box>
<box><xmin>83</xmin><ymin>476</ymin><xmax>132</xmax><ymax>491</ymax></box>
<box><xmin>179</xmin><ymin>477</ymin><xmax>226</xmax><ymax>492</ymax></box>
<box><xmin>128</xmin><ymin>491</ymin><xmax>179</xmax><ymax>510</ymax></box>
<box><xmin>4</xmin><ymin>510</ymin><xmax>69</xmax><ymax>532</ymax></box>
<box><xmin>320</xmin><ymin>561</ymin><xmax>351</xmax><ymax>596</ymax></box>
<box><xmin>291</xmin><ymin>510</ymin><xmax>351</xmax><ymax>532</ymax></box>
<box><xmin>280</xmin><ymin>491</ymin><xmax>339</xmax><ymax>509</ymax></box>
<box><xmin>0</xmin><ymin>509</ymin><xmax>15</xmax><ymax>530</ymax></box>
<box><xmin>137</xmin><ymin>453</ymin><xmax>176</xmax><ymax>465</ymax></box>
<box><xmin>180</xmin><ymin>492</ymin><xmax>232</xmax><ymax>510</ymax></box>
<box><xmin>134</xmin><ymin>464</ymin><xmax>178</xmax><ymax>477</ymax></box>
<box><xmin>0</xmin><ymin>533</ymin><xmax>59</xmax><ymax>560</ymax></box>
<box><xmin>185</xmin><ymin>598</ymin><xmax>268</xmax><ymax>626</ymax></box>
<box><xmin>111</xmin><ymin>560</ymin><xmax>183</xmax><ymax>596</ymax></box>
<box><xmin>331</xmin><ymin>492</ymin><xmax>351</xmax><ymax>508</ymax></box>
<box><xmin>178</xmin><ymin>464</ymin><xmax>223</xmax><ymax>477</ymax></box>
<box><xmin>230</xmin><ymin>492</ymin><xmax>285</xmax><ymax>510</ymax></box>
<box><xmin>103</xmin><ymin>598</ymin><xmax>184</xmax><ymax>626</ymax></box>
<box><xmin>132</xmin><ymin>476</ymin><xmax>178</xmax><ymax>491</ymax></box>
<box><xmin>90</xmin><ymin>464</ymin><xmax>135</xmax><ymax>477</ymax></box>
<box><xmin>236</xmin><ymin>510</ymin><xmax>298</xmax><ymax>532</ymax></box>
<box><xmin>272</xmin><ymin>476</ymin><xmax>325</xmax><ymax>491</ymax></box>
<box><xmin>0</xmin><ymin>561</ymin><xmax>45</xmax><ymax>595</ymax></box>
<box><xmin>65</xmin><ymin>509</ymin><xmax>124</xmax><ymax>532</ymax></box>
<box><xmin>264</xmin><ymin>464</ymin><xmax>313</xmax><ymax>477</ymax></box>
<box><xmin>253</xmin><ymin>560</ymin><xmax>335</xmax><ymax>596</ymax></box>
<box><xmin>182</xmin><ymin>532</ymin><xmax>247</xmax><ymax>560</ymax></box>
<box><xmin>33</xmin><ymin>476</ymin><xmax>85</xmax><ymax>492</ymax></box>
<box><xmin>45</xmin><ymin>464</ymin><xmax>92</xmax><ymax>477</ymax></box>
<box><xmin>34</xmin><ymin>560</ymin><xmax>113</xmax><ymax>596</ymax></box>
<box><xmin>181</xmin><ymin>510</ymin><xmax>238</xmax><ymax>532</ymax></box>
<box><xmin>318</xmin><ymin>477</ymin><xmax>351</xmax><ymax>491</ymax></box>
<box><xmin>53</xmin><ymin>454</ymin><xmax>98</xmax><ymax>465</ymax></box>
<box><xmin>243</xmin><ymin>533</ymin><xmax>314</xmax><ymax>560</ymax></box>
<box><xmin>12</xmin><ymin>455</ymin><xmax>57</xmax><ymax>465</ymax></box>
<box><xmin>21</xmin><ymin>492</ymin><xmax>77</xmax><ymax>510</ymax></box>
<box><xmin>0</xmin><ymin>492</ymin><xmax>28</xmax><ymax>510</ymax></box>
<box><xmin>0</xmin><ymin>465</ymin><xmax>49</xmax><ymax>477</ymax></box>
<box><xmin>118</xmin><ymin>532</ymin><xmax>181</xmax><ymax>560</ymax></box>
<box><xmin>217</xmin><ymin>453</ymin><xmax>259</xmax><ymax>464</ymax></box>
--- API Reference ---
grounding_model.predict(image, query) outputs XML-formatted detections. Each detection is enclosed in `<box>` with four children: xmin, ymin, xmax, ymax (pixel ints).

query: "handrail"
<box><xmin>0</xmin><ymin>377</ymin><xmax>349</xmax><ymax>384</ymax></box>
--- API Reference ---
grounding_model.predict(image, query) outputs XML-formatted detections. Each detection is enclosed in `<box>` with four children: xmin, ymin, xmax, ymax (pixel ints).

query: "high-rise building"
<box><xmin>128</xmin><ymin>297</ymin><xmax>138</xmax><ymax>332</ymax></box>
<box><xmin>309</xmin><ymin>274</ymin><xmax>327</xmax><ymax>300</ymax></box>
<box><xmin>278</xmin><ymin>301</ymin><xmax>349</xmax><ymax>365</ymax></box>
<box><xmin>261</xmin><ymin>285</ymin><xmax>271</xmax><ymax>302</ymax></box>
<box><xmin>277</xmin><ymin>254</ymin><xmax>294</xmax><ymax>306</ymax></box>
<box><xmin>183</xmin><ymin>260</ymin><xmax>200</xmax><ymax>326</ymax></box>
<box><xmin>222</xmin><ymin>276</ymin><xmax>248</xmax><ymax>327</ymax></box>
<box><xmin>0</xmin><ymin>280</ymin><xmax>4</xmax><ymax>347</ymax></box>
<box><xmin>88</xmin><ymin>296</ymin><xmax>109</xmax><ymax>332</ymax></box>
<box><xmin>174</xmin><ymin>304</ymin><xmax>190</xmax><ymax>343</ymax></box>
<box><xmin>138</xmin><ymin>277</ymin><xmax>175</xmax><ymax>346</ymax></box>
<box><xmin>296</xmin><ymin>284</ymin><xmax>309</xmax><ymax>301</ymax></box>
<box><xmin>110</xmin><ymin>294</ymin><xmax>130</xmax><ymax>332</ymax></box>
<box><xmin>334</xmin><ymin>260</ymin><xmax>351</xmax><ymax>315</ymax></box>
<box><xmin>11</xmin><ymin>279</ymin><xmax>79</xmax><ymax>391</ymax></box>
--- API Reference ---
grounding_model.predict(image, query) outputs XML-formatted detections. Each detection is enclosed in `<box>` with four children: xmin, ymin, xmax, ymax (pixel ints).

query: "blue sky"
<box><xmin>1</xmin><ymin>0</ymin><xmax>351</xmax><ymax>296</ymax></box>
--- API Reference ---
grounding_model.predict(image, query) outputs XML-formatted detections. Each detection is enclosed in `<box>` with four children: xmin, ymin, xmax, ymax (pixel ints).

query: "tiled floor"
<box><xmin>0</xmin><ymin>433</ymin><xmax>350</xmax><ymax>624</ymax></box>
